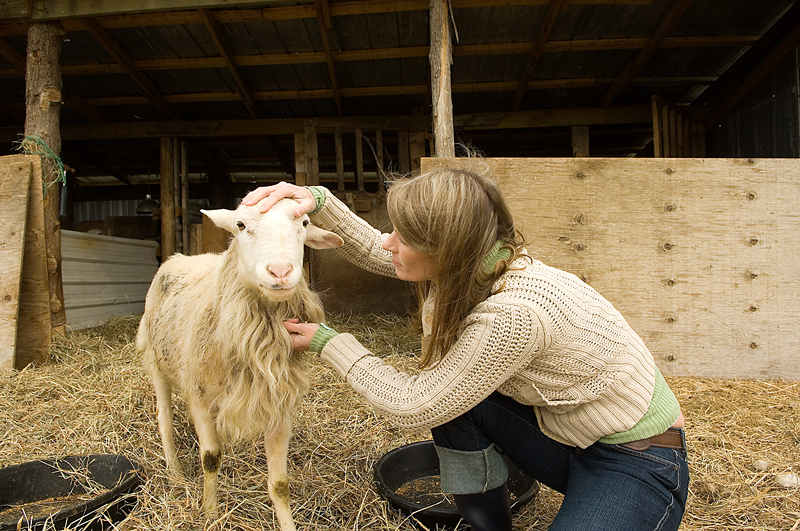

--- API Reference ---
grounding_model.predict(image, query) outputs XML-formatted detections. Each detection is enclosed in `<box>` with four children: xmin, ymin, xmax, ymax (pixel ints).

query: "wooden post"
<box><xmin>409</xmin><ymin>131</ymin><xmax>427</xmax><ymax>171</ymax></box>
<box><xmin>180</xmin><ymin>140</ymin><xmax>188</xmax><ymax>255</ymax></box>
<box><xmin>571</xmin><ymin>126</ymin><xmax>590</xmax><ymax>157</ymax></box>
<box><xmin>375</xmin><ymin>129</ymin><xmax>385</xmax><ymax>190</ymax></box>
<box><xmin>397</xmin><ymin>130</ymin><xmax>410</xmax><ymax>174</ymax></box>
<box><xmin>652</xmin><ymin>96</ymin><xmax>664</xmax><ymax>157</ymax></box>
<box><xmin>429</xmin><ymin>0</ymin><xmax>455</xmax><ymax>158</ymax></box>
<box><xmin>294</xmin><ymin>133</ymin><xmax>307</xmax><ymax>186</ymax></box>
<box><xmin>304</xmin><ymin>124</ymin><xmax>319</xmax><ymax>185</ymax></box>
<box><xmin>334</xmin><ymin>127</ymin><xmax>345</xmax><ymax>190</ymax></box>
<box><xmin>355</xmin><ymin>127</ymin><xmax>364</xmax><ymax>191</ymax></box>
<box><xmin>25</xmin><ymin>21</ymin><xmax>66</xmax><ymax>336</ymax></box>
<box><xmin>160</xmin><ymin>137</ymin><xmax>176</xmax><ymax>258</ymax></box>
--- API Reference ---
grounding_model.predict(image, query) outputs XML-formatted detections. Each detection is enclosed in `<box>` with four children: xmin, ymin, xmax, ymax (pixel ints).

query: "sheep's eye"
<box><xmin>302</xmin><ymin>219</ymin><xmax>309</xmax><ymax>227</ymax></box>
<box><xmin>236</xmin><ymin>221</ymin><xmax>246</xmax><ymax>230</ymax></box>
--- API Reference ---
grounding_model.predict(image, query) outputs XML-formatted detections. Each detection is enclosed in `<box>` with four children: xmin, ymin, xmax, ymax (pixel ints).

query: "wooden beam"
<box><xmin>199</xmin><ymin>8</ymin><xmax>260</xmax><ymax>118</ymax></box>
<box><xmin>599</xmin><ymin>0</ymin><xmax>695</xmax><ymax>107</ymax></box>
<box><xmin>79</xmin><ymin>18</ymin><xmax>176</xmax><ymax>119</ymax></box>
<box><xmin>429</xmin><ymin>0</ymin><xmax>455</xmax><ymax>157</ymax></box>
<box><xmin>61</xmin><ymin>89</ymin><xmax>108</xmax><ymax>123</ymax></box>
<box><xmin>0</xmin><ymin>34</ymin><xmax>749</xmax><ymax>79</ymax></box>
<box><xmin>0</xmin><ymin>107</ymin><xmax>656</xmax><ymax>144</ymax></box>
<box><xmin>160</xmin><ymin>137</ymin><xmax>176</xmax><ymax>258</ymax></box>
<box><xmin>0</xmin><ymin>36</ymin><xmax>25</xmax><ymax>68</ymax></box>
<box><xmin>25</xmin><ymin>76</ymin><xmax>713</xmax><ymax>110</ymax></box>
<box><xmin>315</xmin><ymin>0</ymin><xmax>343</xmax><ymax>116</ymax></box>
<box><xmin>510</xmin><ymin>0</ymin><xmax>568</xmax><ymax>111</ymax></box>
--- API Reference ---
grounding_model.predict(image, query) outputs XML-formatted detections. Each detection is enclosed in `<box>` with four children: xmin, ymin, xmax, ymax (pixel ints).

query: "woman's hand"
<box><xmin>283</xmin><ymin>319</ymin><xmax>320</xmax><ymax>352</ymax></box>
<box><xmin>241</xmin><ymin>182</ymin><xmax>316</xmax><ymax>217</ymax></box>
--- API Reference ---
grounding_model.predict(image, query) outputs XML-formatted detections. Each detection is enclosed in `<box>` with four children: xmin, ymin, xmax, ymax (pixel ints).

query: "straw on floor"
<box><xmin>1</xmin><ymin>314</ymin><xmax>798</xmax><ymax>530</ymax></box>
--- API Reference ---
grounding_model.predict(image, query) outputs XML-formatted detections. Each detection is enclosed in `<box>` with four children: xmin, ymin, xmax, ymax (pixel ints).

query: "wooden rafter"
<box><xmin>706</xmin><ymin>17</ymin><xmax>800</xmax><ymax>130</ymax></box>
<box><xmin>61</xmin><ymin>89</ymin><xmax>108</xmax><ymax>123</ymax></box>
<box><xmin>510</xmin><ymin>0</ymin><xmax>568</xmax><ymax>112</ymax></box>
<box><xmin>9</xmin><ymin>0</ymin><xmax>658</xmax><ymax>25</ymax></box>
<box><xmin>79</xmin><ymin>18</ymin><xmax>176</xmax><ymax>120</ymax></box>
<box><xmin>598</xmin><ymin>0</ymin><xmax>696</xmax><ymax>107</ymax></box>
<box><xmin>65</xmin><ymin>75</ymin><xmax>714</xmax><ymax>109</ymax></box>
<box><xmin>199</xmin><ymin>8</ymin><xmax>261</xmax><ymax>118</ymax></box>
<box><xmin>314</xmin><ymin>0</ymin><xmax>343</xmax><ymax>116</ymax></box>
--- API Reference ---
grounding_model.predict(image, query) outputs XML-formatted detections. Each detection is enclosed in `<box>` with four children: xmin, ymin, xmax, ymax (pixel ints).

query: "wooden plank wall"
<box><xmin>61</xmin><ymin>230</ymin><xmax>158</xmax><ymax>330</ymax></box>
<box><xmin>421</xmin><ymin>157</ymin><xmax>800</xmax><ymax>380</ymax></box>
<box><xmin>0</xmin><ymin>155</ymin><xmax>50</xmax><ymax>370</ymax></box>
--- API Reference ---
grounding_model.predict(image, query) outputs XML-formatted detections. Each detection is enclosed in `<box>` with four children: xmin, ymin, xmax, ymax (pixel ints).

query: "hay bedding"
<box><xmin>1</xmin><ymin>314</ymin><xmax>798</xmax><ymax>531</ymax></box>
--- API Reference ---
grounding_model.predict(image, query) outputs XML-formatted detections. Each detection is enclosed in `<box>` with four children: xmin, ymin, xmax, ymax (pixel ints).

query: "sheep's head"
<box><xmin>201</xmin><ymin>198</ymin><xmax>343</xmax><ymax>299</ymax></box>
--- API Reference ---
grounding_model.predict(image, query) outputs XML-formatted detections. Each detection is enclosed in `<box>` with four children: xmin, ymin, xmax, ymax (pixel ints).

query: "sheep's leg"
<box><xmin>188</xmin><ymin>398</ymin><xmax>223</xmax><ymax>518</ymax></box>
<box><xmin>264</xmin><ymin>423</ymin><xmax>296</xmax><ymax>531</ymax></box>
<box><xmin>151</xmin><ymin>368</ymin><xmax>184</xmax><ymax>480</ymax></box>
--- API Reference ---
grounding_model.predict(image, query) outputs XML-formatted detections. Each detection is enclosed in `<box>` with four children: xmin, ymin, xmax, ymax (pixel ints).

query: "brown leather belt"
<box><xmin>621</xmin><ymin>427</ymin><xmax>685</xmax><ymax>451</ymax></box>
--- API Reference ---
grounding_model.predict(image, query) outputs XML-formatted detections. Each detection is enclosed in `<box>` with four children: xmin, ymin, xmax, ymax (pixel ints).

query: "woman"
<box><xmin>242</xmin><ymin>168</ymin><xmax>689</xmax><ymax>531</ymax></box>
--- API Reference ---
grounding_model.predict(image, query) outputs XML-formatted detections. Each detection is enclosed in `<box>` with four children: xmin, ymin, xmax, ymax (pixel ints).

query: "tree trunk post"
<box><xmin>429</xmin><ymin>0</ymin><xmax>455</xmax><ymax>158</ymax></box>
<box><xmin>24</xmin><ymin>21</ymin><xmax>67</xmax><ymax>336</ymax></box>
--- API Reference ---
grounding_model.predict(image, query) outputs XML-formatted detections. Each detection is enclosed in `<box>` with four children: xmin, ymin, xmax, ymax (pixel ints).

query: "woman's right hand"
<box><xmin>241</xmin><ymin>181</ymin><xmax>316</xmax><ymax>217</ymax></box>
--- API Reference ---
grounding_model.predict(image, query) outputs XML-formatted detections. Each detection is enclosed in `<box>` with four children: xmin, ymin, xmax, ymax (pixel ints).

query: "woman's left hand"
<box><xmin>241</xmin><ymin>182</ymin><xmax>315</xmax><ymax>217</ymax></box>
<box><xmin>283</xmin><ymin>318</ymin><xmax>320</xmax><ymax>351</ymax></box>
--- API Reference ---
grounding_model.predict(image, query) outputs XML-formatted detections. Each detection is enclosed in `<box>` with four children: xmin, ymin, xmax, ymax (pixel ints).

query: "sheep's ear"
<box><xmin>201</xmin><ymin>208</ymin><xmax>237</xmax><ymax>233</ymax></box>
<box><xmin>306</xmin><ymin>224</ymin><xmax>344</xmax><ymax>249</ymax></box>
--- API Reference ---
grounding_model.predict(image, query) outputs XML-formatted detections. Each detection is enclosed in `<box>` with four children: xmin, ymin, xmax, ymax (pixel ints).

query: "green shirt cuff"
<box><xmin>308</xmin><ymin>186</ymin><xmax>327</xmax><ymax>214</ymax></box>
<box><xmin>310</xmin><ymin>323</ymin><xmax>339</xmax><ymax>353</ymax></box>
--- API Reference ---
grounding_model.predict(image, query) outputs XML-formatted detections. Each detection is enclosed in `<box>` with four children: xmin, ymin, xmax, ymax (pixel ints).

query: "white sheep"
<box><xmin>136</xmin><ymin>198</ymin><xmax>343</xmax><ymax>530</ymax></box>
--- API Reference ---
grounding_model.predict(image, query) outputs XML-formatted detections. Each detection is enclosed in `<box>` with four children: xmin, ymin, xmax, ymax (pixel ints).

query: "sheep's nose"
<box><xmin>268</xmin><ymin>263</ymin><xmax>293</xmax><ymax>283</ymax></box>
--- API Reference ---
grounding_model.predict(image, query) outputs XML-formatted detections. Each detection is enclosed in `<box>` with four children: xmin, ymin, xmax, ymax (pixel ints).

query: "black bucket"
<box><xmin>374</xmin><ymin>440</ymin><xmax>538</xmax><ymax>529</ymax></box>
<box><xmin>0</xmin><ymin>454</ymin><xmax>142</xmax><ymax>531</ymax></box>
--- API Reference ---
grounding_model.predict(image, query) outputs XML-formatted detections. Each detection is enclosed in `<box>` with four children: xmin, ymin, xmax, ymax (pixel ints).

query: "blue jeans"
<box><xmin>431</xmin><ymin>392</ymin><xmax>689</xmax><ymax>531</ymax></box>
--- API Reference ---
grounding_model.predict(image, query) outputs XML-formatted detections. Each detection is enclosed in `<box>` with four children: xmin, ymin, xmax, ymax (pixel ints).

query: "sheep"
<box><xmin>136</xmin><ymin>198</ymin><xmax>343</xmax><ymax>531</ymax></box>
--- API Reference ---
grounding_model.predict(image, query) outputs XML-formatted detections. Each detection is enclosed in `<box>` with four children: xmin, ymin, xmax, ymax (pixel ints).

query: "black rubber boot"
<box><xmin>452</xmin><ymin>483</ymin><xmax>513</xmax><ymax>531</ymax></box>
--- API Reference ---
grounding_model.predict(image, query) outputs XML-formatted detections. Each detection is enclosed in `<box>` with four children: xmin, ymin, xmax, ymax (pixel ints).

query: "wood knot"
<box><xmin>39</xmin><ymin>87</ymin><xmax>63</xmax><ymax>110</ymax></box>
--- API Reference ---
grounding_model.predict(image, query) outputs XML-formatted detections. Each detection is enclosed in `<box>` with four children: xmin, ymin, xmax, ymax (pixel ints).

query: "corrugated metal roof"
<box><xmin>0</xmin><ymin>0</ymin><xmax>797</xmax><ymax>193</ymax></box>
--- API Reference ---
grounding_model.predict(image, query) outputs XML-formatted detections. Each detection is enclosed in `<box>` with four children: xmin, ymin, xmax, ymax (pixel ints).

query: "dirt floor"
<box><xmin>1</xmin><ymin>314</ymin><xmax>798</xmax><ymax>530</ymax></box>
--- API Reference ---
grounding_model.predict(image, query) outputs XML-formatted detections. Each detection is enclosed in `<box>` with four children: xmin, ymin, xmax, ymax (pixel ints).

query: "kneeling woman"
<box><xmin>242</xmin><ymin>168</ymin><xmax>689</xmax><ymax>531</ymax></box>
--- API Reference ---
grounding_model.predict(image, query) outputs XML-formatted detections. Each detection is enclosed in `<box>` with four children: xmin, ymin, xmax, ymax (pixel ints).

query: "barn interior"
<box><xmin>2</xmin><ymin>3</ymin><xmax>799</xmax><ymax>529</ymax></box>
<box><xmin>2</xmin><ymin>0</ymin><xmax>800</xmax><ymax>345</ymax></box>
<box><xmin>1</xmin><ymin>0</ymin><xmax>799</xmax><ymax>222</ymax></box>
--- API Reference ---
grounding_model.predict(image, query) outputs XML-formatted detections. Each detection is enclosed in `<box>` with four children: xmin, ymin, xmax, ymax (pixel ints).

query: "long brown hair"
<box><xmin>386</xmin><ymin>168</ymin><xmax>527</xmax><ymax>369</ymax></box>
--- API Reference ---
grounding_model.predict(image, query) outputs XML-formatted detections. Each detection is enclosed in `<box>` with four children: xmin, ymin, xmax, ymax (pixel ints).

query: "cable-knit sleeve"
<box><xmin>308</xmin><ymin>187</ymin><xmax>397</xmax><ymax>278</ymax></box>
<box><xmin>319</xmin><ymin>300</ymin><xmax>544</xmax><ymax>432</ymax></box>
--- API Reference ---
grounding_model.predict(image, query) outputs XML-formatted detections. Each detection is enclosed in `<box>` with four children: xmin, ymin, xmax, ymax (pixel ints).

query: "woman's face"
<box><xmin>382</xmin><ymin>230</ymin><xmax>437</xmax><ymax>282</ymax></box>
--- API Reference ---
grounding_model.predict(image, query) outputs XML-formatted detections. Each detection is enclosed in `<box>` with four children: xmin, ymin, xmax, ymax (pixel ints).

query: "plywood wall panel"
<box><xmin>421</xmin><ymin>157</ymin><xmax>800</xmax><ymax>380</ymax></box>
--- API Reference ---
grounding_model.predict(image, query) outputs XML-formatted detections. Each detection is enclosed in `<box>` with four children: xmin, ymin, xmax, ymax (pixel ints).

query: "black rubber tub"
<box><xmin>0</xmin><ymin>454</ymin><xmax>142</xmax><ymax>531</ymax></box>
<box><xmin>374</xmin><ymin>440</ymin><xmax>538</xmax><ymax>529</ymax></box>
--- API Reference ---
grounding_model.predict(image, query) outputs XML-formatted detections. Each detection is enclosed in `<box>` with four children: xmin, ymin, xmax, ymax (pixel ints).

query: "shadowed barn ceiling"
<box><xmin>0</xmin><ymin>0</ymin><xmax>798</xmax><ymax>199</ymax></box>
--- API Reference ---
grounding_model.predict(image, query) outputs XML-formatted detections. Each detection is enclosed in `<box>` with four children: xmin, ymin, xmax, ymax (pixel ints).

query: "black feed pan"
<box><xmin>374</xmin><ymin>440</ymin><xmax>538</xmax><ymax>529</ymax></box>
<box><xmin>0</xmin><ymin>454</ymin><xmax>142</xmax><ymax>531</ymax></box>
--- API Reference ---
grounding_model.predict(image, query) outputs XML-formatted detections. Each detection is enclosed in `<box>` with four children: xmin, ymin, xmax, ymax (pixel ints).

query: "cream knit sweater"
<box><xmin>311</xmin><ymin>189</ymin><xmax>678</xmax><ymax>449</ymax></box>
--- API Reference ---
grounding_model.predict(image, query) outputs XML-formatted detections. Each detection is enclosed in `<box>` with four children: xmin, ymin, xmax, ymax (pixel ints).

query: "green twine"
<box><xmin>13</xmin><ymin>134</ymin><xmax>67</xmax><ymax>196</ymax></box>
